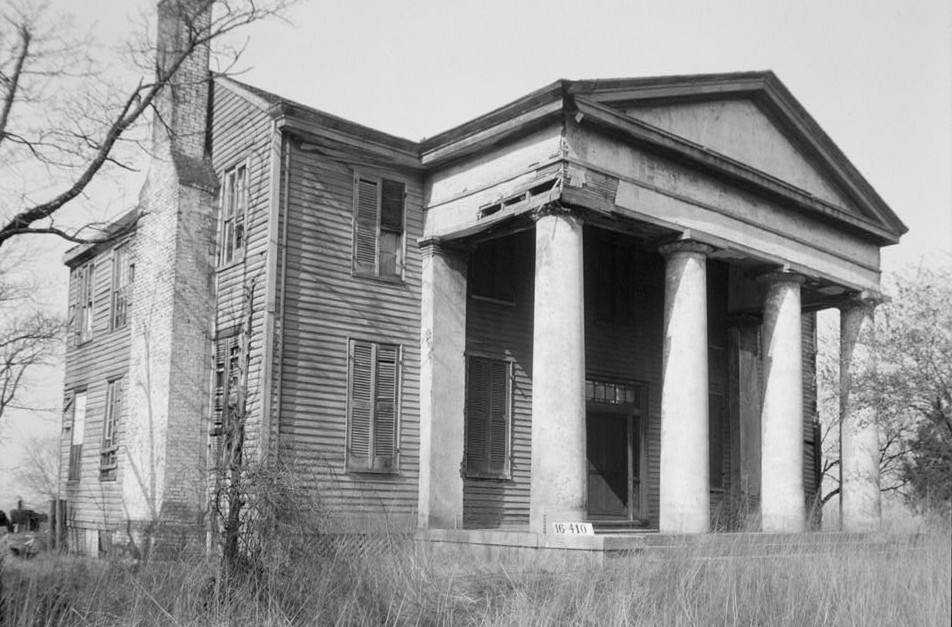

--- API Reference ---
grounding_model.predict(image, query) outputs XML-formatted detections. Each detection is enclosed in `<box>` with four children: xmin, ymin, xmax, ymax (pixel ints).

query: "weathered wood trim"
<box><xmin>258</xmin><ymin>120</ymin><xmax>283</xmax><ymax>463</ymax></box>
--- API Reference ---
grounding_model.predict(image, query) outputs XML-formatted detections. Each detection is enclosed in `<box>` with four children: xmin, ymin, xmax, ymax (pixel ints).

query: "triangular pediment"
<box><xmin>622</xmin><ymin>98</ymin><xmax>853</xmax><ymax>211</ymax></box>
<box><xmin>568</xmin><ymin>72</ymin><xmax>906</xmax><ymax>243</ymax></box>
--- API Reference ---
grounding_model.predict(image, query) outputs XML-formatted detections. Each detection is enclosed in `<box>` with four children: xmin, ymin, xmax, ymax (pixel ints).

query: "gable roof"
<box><xmin>220</xmin><ymin>71</ymin><xmax>906</xmax><ymax>245</ymax></box>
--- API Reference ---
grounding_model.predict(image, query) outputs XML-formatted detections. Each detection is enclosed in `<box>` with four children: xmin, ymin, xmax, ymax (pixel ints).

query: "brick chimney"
<box><xmin>122</xmin><ymin>0</ymin><xmax>217</xmax><ymax>547</ymax></box>
<box><xmin>152</xmin><ymin>0</ymin><xmax>212</xmax><ymax>160</ymax></box>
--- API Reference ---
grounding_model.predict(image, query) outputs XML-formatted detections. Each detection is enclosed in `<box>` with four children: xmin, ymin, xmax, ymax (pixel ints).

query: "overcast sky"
<box><xmin>1</xmin><ymin>0</ymin><xmax>949</xmax><ymax>506</ymax></box>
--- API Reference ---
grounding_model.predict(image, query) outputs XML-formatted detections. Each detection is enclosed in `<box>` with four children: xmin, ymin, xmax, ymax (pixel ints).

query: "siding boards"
<box><xmin>277</xmin><ymin>138</ymin><xmax>423</xmax><ymax>530</ymax></box>
<box><xmin>61</xmin><ymin>244</ymin><xmax>132</xmax><ymax>532</ymax></box>
<box><xmin>210</xmin><ymin>82</ymin><xmax>274</xmax><ymax>460</ymax></box>
<box><xmin>463</xmin><ymin>230</ymin><xmax>535</xmax><ymax>529</ymax></box>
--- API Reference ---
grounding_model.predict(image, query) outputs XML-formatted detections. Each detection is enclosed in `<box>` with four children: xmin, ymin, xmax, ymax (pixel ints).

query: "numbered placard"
<box><xmin>550</xmin><ymin>522</ymin><xmax>594</xmax><ymax>535</ymax></box>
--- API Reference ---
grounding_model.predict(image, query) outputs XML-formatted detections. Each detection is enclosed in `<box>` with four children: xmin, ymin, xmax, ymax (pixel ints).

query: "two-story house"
<box><xmin>60</xmin><ymin>0</ymin><xmax>904</xmax><ymax>555</ymax></box>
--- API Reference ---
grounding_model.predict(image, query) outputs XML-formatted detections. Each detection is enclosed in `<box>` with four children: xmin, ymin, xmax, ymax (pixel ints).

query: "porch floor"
<box><xmin>417</xmin><ymin>527</ymin><xmax>921</xmax><ymax>563</ymax></box>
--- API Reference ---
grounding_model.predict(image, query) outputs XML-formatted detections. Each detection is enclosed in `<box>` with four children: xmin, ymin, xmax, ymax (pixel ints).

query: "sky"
<box><xmin>1</xmin><ymin>0</ymin><xmax>950</xmax><ymax>507</ymax></box>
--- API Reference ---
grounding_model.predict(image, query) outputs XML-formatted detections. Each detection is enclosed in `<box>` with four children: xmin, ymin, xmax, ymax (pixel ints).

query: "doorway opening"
<box><xmin>585</xmin><ymin>379</ymin><xmax>648</xmax><ymax>525</ymax></box>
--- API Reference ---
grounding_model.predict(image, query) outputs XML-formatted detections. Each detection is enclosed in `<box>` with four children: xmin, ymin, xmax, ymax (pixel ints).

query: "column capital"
<box><xmin>838</xmin><ymin>291</ymin><xmax>885</xmax><ymax>313</ymax></box>
<box><xmin>418</xmin><ymin>237</ymin><xmax>468</xmax><ymax>258</ymax></box>
<box><xmin>756</xmin><ymin>270</ymin><xmax>806</xmax><ymax>287</ymax></box>
<box><xmin>658</xmin><ymin>239</ymin><xmax>715</xmax><ymax>258</ymax></box>
<box><xmin>530</xmin><ymin>201</ymin><xmax>585</xmax><ymax>223</ymax></box>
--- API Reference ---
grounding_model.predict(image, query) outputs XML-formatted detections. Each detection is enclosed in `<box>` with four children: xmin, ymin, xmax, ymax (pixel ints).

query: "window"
<box><xmin>219</xmin><ymin>163</ymin><xmax>248</xmax><ymax>266</ymax></box>
<box><xmin>470</xmin><ymin>237</ymin><xmax>515</xmax><ymax>304</ymax></box>
<box><xmin>100</xmin><ymin>378</ymin><xmax>122</xmax><ymax>481</ymax></box>
<box><xmin>213</xmin><ymin>332</ymin><xmax>242</xmax><ymax>434</ymax></box>
<box><xmin>111</xmin><ymin>244</ymin><xmax>133</xmax><ymax>330</ymax></box>
<box><xmin>465</xmin><ymin>357</ymin><xmax>511</xmax><ymax>478</ymax></box>
<box><xmin>67</xmin><ymin>391</ymin><xmax>87</xmax><ymax>481</ymax></box>
<box><xmin>353</xmin><ymin>175</ymin><xmax>405</xmax><ymax>278</ymax></box>
<box><xmin>347</xmin><ymin>340</ymin><xmax>400</xmax><ymax>472</ymax></box>
<box><xmin>76</xmin><ymin>262</ymin><xmax>94</xmax><ymax>342</ymax></box>
<box><xmin>593</xmin><ymin>239</ymin><xmax>637</xmax><ymax>324</ymax></box>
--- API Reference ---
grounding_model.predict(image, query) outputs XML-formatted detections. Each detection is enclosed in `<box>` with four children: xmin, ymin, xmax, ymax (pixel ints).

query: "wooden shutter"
<box><xmin>373</xmin><ymin>345</ymin><xmax>398</xmax><ymax>469</ymax></box>
<box><xmin>488</xmin><ymin>360</ymin><xmax>509</xmax><ymax>473</ymax></box>
<box><xmin>354</xmin><ymin>178</ymin><xmax>378</xmax><ymax>275</ymax></box>
<box><xmin>349</xmin><ymin>341</ymin><xmax>374</xmax><ymax>468</ymax></box>
<box><xmin>466</xmin><ymin>357</ymin><xmax>489</xmax><ymax>474</ymax></box>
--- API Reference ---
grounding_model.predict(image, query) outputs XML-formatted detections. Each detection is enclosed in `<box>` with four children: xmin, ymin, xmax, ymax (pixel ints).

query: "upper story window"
<box><xmin>219</xmin><ymin>163</ymin><xmax>248</xmax><ymax>267</ymax></box>
<box><xmin>593</xmin><ymin>238</ymin><xmax>638</xmax><ymax>325</ymax></box>
<box><xmin>76</xmin><ymin>262</ymin><xmax>94</xmax><ymax>343</ymax></box>
<box><xmin>347</xmin><ymin>339</ymin><xmax>400</xmax><ymax>472</ymax></box>
<box><xmin>353</xmin><ymin>175</ymin><xmax>405</xmax><ymax>279</ymax></box>
<box><xmin>100</xmin><ymin>378</ymin><xmax>123</xmax><ymax>481</ymax></box>
<box><xmin>111</xmin><ymin>244</ymin><xmax>133</xmax><ymax>330</ymax></box>
<box><xmin>470</xmin><ymin>237</ymin><xmax>515</xmax><ymax>304</ymax></box>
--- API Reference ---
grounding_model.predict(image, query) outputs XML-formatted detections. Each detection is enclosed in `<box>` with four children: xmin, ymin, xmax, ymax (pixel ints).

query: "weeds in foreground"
<box><xmin>2</xmin><ymin>529</ymin><xmax>950</xmax><ymax>626</ymax></box>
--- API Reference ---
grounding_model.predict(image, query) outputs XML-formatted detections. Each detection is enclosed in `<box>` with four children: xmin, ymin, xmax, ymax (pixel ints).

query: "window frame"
<box><xmin>463</xmin><ymin>355</ymin><xmax>513</xmax><ymax>480</ymax></box>
<box><xmin>99</xmin><ymin>378</ymin><xmax>122</xmax><ymax>481</ymax></box>
<box><xmin>66</xmin><ymin>390</ymin><xmax>87</xmax><ymax>482</ymax></box>
<box><xmin>212</xmin><ymin>328</ymin><xmax>242</xmax><ymax>436</ymax></box>
<box><xmin>346</xmin><ymin>338</ymin><xmax>401</xmax><ymax>474</ymax></box>
<box><xmin>469</xmin><ymin>237</ymin><xmax>516</xmax><ymax>306</ymax></box>
<box><xmin>76</xmin><ymin>261</ymin><xmax>94</xmax><ymax>344</ymax></box>
<box><xmin>110</xmin><ymin>243</ymin><xmax>133</xmax><ymax>331</ymax></box>
<box><xmin>218</xmin><ymin>160</ymin><xmax>249</xmax><ymax>268</ymax></box>
<box><xmin>351</xmin><ymin>172</ymin><xmax>407</xmax><ymax>281</ymax></box>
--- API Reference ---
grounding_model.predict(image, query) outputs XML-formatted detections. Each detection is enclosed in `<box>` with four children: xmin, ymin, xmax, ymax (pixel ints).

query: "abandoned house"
<box><xmin>59</xmin><ymin>1</ymin><xmax>905</xmax><ymax>555</ymax></box>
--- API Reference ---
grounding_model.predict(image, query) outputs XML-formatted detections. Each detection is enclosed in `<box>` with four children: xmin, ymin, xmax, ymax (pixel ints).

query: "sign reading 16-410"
<box><xmin>551</xmin><ymin>522</ymin><xmax>595</xmax><ymax>535</ymax></box>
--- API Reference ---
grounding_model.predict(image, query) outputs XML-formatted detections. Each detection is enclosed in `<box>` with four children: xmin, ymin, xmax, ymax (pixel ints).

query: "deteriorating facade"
<box><xmin>59</xmin><ymin>2</ymin><xmax>905</xmax><ymax>554</ymax></box>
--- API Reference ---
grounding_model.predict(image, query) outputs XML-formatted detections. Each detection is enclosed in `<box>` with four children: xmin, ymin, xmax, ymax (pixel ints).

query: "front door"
<box><xmin>587</xmin><ymin>412</ymin><xmax>632</xmax><ymax>518</ymax></box>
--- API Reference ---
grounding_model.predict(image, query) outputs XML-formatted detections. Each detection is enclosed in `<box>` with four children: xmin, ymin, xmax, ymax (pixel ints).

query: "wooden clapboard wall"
<box><xmin>275</xmin><ymin>136</ymin><xmax>424</xmax><ymax>531</ymax></box>
<box><xmin>463</xmin><ymin>229</ymin><xmax>535</xmax><ymax>528</ymax></box>
<box><xmin>61</xmin><ymin>241</ymin><xmax>133</xmax><ymax>539</ymax></box>
<box><xmin>209</xmin><ymin>81</ymin><xmax>275</xmax><ymax>461</ymax></box>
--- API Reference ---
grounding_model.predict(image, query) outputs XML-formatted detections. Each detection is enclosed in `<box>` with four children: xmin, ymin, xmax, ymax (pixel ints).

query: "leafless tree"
<box><xmin>13</xmin><ymin>434</ymin><xmax>60</xmax><ymax>501</ymax></box>
<box><xmin>0</xmin><ymin>0</ymin><xmax>293</xmax><ymax>251</ymax></box>
<box><xmin>0</xmin><ymin>264</ymin><xmax>60</xmax><ymax>426</ymax></box>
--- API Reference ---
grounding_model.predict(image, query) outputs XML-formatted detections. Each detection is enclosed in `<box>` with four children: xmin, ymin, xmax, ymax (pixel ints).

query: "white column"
<box><xmin>417</xmin><ymin>242</ymin><xmax>468</xmax><ymax>530</ymax></box>
<box><xmin>529</xmin><ymin>204</ymin><xmax>587</xmax><ymax>534</ymax></box>
<box><xmin>840</xmin><ymin>299</ymin><xmax>881</xmax><ymax>532</ymax></box>
<box><xmin>659</xmin><ymin>240</ymin><xmax>714</xmax><ymax>534</ymax></box>
<box><xmin>760</xmin><ymin>273</ymin><xmax>805</xmax><ymax>533</ymax></box>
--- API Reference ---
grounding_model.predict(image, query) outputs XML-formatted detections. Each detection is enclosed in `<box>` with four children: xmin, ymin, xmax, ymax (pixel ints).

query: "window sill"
<box><xmin>352</xmin><ymin>271</ymin><xmax>405</xmax><ymax>285</ymax></box>
<box><xmin>216</xmin><ymin>257</ymin><xmax>246</xmax><ymax>273</ymax></box>
<box><xmin>464</xmin><ymin>473</ymin><xmax>512</xmax><ymax>482</ymax></box>
<box><xmin>347</xmin><ymin>468</ymin><xmax>401</xmax><ymax>478</ymax></box>
<box><xmin>470</xmin><ymin>294</ymin><xmax>516</xmax><ymax>307</ymax></box>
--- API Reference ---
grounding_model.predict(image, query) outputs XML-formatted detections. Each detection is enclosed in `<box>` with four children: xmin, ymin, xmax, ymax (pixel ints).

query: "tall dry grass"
<box><xmin>2</xmin><ymin>526</ymin><xmax>950</xmax><ymax>626</ymax></box>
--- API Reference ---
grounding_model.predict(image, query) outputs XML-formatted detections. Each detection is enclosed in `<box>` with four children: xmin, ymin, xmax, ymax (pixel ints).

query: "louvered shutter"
<box><xmin>489</xmin><ymin>360</ymin><xmax>509</xmax><ymax>474</ymax></box>
<box><xmin>354</xmin><ymin>178</ymin><xmax>378</xmax><ymax>275</ymax></box>
<box><xmin>349</xmin><ymin>341</ymin><xmax>374</xmax><ymax>468</ymax></box>
<box><xmin>466</xmin><ymin>358</ymin><xmax>489</xmax><ymax>474</ymax></box>
<box><xmin>373</xmin><ymin>345</ymin><xmax>398</xmax><ymax>469</ymax></box>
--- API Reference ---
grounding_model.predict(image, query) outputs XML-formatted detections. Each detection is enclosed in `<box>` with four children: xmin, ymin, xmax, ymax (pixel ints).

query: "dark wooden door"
<box><xmin>587</xmin><ymin>412</ymin><xmax>630</xmax><ymax>518</ymax></box>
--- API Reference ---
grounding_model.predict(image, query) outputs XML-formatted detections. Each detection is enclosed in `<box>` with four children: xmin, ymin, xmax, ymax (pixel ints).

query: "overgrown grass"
<box><xmin>2</xmin><ymin>527</ymin><xmax>950</xmax><ymax>626</ymax></box>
